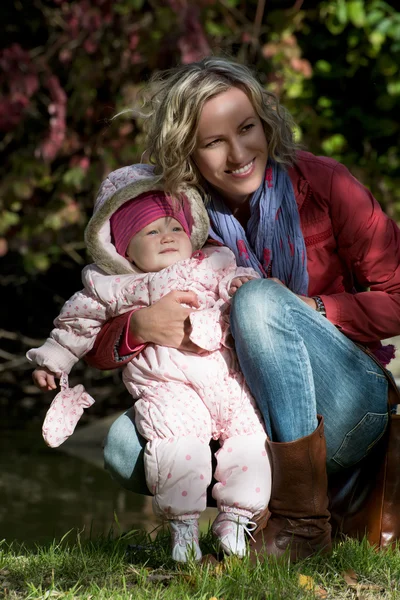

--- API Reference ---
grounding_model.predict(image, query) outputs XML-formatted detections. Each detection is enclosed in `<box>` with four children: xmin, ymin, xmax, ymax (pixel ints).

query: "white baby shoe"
<box><xmin>169</xmin><ymin>518</ymin><xmax>202</xmax><ymax>562</ymax></box>
<box><xmin>212</xmin><ymin>512</ymin><xmax>256</xmax><ymax>557</ymax></box>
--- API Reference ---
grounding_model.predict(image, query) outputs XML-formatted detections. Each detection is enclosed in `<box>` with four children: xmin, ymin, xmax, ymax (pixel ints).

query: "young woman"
<box><xmin>38</xmin><ymin>57</ymin><xmax>400</xmax><ymax>561</ymax></box>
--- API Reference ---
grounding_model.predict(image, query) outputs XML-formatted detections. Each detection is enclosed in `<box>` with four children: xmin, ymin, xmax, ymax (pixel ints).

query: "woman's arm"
<box><xmin>320</xmin><ymin>162</ymin><xmax>400</xmax><ymax>342</ymax></box>
<box><xmin>84</xmin><ymin>310</ymin><xmax>136</xmax><ymax>369</ymax></box>
<box><xmin>85</xmin><ymin>289</ymin><xmax>202</xmax><ymax>370</ymax></box>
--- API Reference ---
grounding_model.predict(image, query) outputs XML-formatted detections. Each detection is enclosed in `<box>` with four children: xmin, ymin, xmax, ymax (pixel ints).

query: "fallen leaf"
<box><xmin>298</xmin><ymin>573</ymin><xmax>327</xmax><ymax>598</ymax></box>
<box><xmin>298</xmin><ymin>574</ymin><xmax>315</xmax><ymax>591</ymax></box>
<box><xmin>214</xmin><ymin>563</ymin><xmax>226</xmax><ymax>576</ymax></box>
<box><xmin>342</xmin><ymin>569</ymin><xmax>358</xmax><ymax>587</ymax></box>
<box><xmin>342</xmin><ymin>570</ymin><xmax>384</xmax><ymax>592</ymax></box>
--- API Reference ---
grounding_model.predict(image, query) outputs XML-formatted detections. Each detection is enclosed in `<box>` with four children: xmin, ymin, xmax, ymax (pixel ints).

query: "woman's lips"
<box><xmin>228</xmin><ymin>159</ymin><xmax>256</xmax><ymax>179</ymax></box>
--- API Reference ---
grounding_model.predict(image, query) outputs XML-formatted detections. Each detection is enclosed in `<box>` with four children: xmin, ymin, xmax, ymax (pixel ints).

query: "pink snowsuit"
<box><xmin>27</xmin><ymin>246</ymin><xmax>270</xmax><ymax>521</ymax></box>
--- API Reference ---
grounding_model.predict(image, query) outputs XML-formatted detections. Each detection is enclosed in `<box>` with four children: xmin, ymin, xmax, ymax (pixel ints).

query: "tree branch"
<box><xmin>253</xmin><ymin>0</ymin><xmax>266</xmax><ymax>42</ymax></box>
<box><xmin>0</xmin><ymin>329</ymin><xmax>44</xmax><ymax>347</ymax></box>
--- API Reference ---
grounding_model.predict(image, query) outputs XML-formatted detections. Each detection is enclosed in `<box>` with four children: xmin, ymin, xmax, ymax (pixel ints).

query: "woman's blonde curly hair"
<box><xmin>140</xmin><ymin>56</ymin><xmax>299</xmax><ymax>198</ymax></box>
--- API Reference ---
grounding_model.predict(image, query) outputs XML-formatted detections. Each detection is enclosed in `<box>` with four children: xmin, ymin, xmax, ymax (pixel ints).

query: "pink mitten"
<box><xmin>42</xmin><ymin>373</ymin><xmax>95</xmax><ymax>448</ymax></box>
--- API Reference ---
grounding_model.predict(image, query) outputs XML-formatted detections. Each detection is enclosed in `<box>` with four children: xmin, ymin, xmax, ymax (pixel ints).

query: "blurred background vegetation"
<box><xmin>1</xmin><ymin>0</ymin><xmax>400</xmax><ymax>426</ymax></box>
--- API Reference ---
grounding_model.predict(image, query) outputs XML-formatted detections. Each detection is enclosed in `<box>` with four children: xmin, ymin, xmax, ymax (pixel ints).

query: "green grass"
<box><xmin>1</xmin><ymin>527</ymin><xmax>400</xmax><ymax>599</ymax></box>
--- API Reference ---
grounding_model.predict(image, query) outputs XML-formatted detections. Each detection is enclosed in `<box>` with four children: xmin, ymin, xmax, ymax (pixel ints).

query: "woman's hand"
<box><xmin>298</xmin><ymin>296</ymin><xmax>317</xmax><ymax>309</ymax></box>
<box><xmin>130</xmin><ymin>290</ymin><xmax>203</xmax><ymax>353</ymax></box>
<box><xmin>270</xmin><ymin>277</ymin><xmax>317</xmax><ymax>309</ymax></box>
<box><xmin>228</xmin><ymin>276</ymin><xmax>254</xmax><ymax>297</ymax></box>
<box><xmin>32</xmin><ymin>366</ymin><xmax>58</xmax><ymax>391</ymax></box>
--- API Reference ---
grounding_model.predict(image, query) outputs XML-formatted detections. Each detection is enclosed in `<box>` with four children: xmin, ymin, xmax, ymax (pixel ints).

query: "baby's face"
<box><xmin>126</xmin><ymin>217</ymin><xmax>193</xmax><ymax>272</ymax></box>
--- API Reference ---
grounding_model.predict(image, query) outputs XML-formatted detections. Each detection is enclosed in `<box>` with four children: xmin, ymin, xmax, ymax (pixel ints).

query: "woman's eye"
<box><xmin>205</xmin><ymin>138</ymin><xmax>221</xmax><ymax>148</ymax></box>
<box><xmin>242</xmin><ymin>123</ymin><xmax>254</xmax><ymax>133</ymax></box>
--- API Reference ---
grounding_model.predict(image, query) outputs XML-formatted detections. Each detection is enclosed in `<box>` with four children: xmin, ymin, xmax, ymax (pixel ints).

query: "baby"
<box><xmin>27</xmin><ymin>168</ymin><xmax>271</xmax><ymax>562</ymax></box>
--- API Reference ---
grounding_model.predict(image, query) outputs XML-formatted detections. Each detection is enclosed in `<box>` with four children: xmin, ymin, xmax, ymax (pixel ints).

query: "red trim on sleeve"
<box><xmin>120</xmin><ymin>309</ymin><xmax>146</xmax><ymax>355</ymax></box>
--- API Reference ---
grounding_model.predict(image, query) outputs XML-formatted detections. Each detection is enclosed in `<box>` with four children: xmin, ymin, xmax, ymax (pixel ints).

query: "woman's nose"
<box><xmin>227</xmin><ymin>138</ymin><xmax>246</xmax><ymax>164</ymax></box>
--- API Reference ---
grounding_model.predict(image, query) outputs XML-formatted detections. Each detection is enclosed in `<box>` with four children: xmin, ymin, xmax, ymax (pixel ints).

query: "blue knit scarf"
<box><xmin>206</xmin><ymin>160</ymin><xmax>309</xmax><ymax>295</ymax></box>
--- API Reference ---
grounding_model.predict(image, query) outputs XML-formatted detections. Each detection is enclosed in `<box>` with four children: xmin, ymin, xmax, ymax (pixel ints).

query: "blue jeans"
<box><xmin>103</xmin><ymin>279</ymin><xmax>389</xmax><ymax>492</ymax></box>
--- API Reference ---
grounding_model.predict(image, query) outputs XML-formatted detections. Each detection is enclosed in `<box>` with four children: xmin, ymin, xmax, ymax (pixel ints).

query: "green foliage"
<box><xmin>1</xmin><ymin>0</ymin><xmax>400</xmax><ymax>275</ymax></box>
<box><xmin>262</xmin><ymin>1</ymin><xmax>400</xmax><ymax>216</ymax></box>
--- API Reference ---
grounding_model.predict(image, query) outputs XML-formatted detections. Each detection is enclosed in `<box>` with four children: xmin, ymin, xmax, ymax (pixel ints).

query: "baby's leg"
<box><xmin>212</xmin><ymin>374</ymin><xmax>271</xmax><ymax>517</ymax></box>
<box><xmin>134</xmin><ymin>382</ymin><xmax>213</xmax><ymax>520</ymax></box>
<box><xmin>211</xmin><ymin>382</ymin><xmax>271</xmax><ymax>557</ymax></box>
<box><xmin>211</xmin><ymin>432</ymin><xmax>270</xmax><ymax>557</ymax></box>
<box><xmin>213</xmin><ymin>433</ymin><xmax>271</xmax><ymax>518</ymax></box>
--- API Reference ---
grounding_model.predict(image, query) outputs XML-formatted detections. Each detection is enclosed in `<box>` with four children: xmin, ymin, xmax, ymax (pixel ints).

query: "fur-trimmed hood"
<box><xmin>85</xmin><ymin>164</ymin><xmax>210</xmax><ymax>275</ymax></box>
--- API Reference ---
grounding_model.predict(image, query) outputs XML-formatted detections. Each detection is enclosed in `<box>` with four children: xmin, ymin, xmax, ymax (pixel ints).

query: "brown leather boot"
<box><xmin>250</xmin><ymin>415</ymin><xmax>332</xmax><ymax>562</ymax></box>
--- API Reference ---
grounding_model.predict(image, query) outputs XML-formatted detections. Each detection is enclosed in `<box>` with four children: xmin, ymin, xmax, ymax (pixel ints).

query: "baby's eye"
<box><xmin>172</xmin><ymin>226</ymin><xmax>183</xmax><ymax>232</ymax></box>
<box><xmin>147</xmin><ymin>229</ymin><xmax>158</xmax><ymax>235</ymax></box>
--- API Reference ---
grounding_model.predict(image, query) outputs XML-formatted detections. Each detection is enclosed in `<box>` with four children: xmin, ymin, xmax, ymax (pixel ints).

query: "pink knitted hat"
<box><xmin>110</xmin><ymin>191</ymin><xmax>193</xmax><ymax>257</ymax></box>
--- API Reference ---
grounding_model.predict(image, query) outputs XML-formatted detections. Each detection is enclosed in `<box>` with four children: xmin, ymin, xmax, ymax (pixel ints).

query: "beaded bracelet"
<box><xmin>312</xmin><ymin>295</ymin><xmax>327</xmax><ymax>317</ymax></box>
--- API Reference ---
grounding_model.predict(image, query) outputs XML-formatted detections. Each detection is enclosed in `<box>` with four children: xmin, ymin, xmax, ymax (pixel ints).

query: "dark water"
<box><xmin>0</xmin><ymin>426</ymin><xmax>157</xmax><ymax>547</ymax></box>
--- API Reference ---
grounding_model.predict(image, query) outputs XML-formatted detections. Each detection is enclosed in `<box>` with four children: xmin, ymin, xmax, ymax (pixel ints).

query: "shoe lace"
<box><xmin>243</xmin><ymin>520</ymin><xmax>257</xmax><ymax>543</ymax></box>
<box><xmin>216</xmin><ymin>515</ymin><xmax>258</xmax><ymax>543</ymax></box>
<box><xmin>171</xmin><ymin>520</ymin><xmax>198</xmax><ymax>544</ymax></box>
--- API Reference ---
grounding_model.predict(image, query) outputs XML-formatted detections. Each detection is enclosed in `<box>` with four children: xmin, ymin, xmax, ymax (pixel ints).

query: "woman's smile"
<box><xmin>226</xmin><ymin>159</ymin><xmax>256</xmax><ymax>178</ymax></box>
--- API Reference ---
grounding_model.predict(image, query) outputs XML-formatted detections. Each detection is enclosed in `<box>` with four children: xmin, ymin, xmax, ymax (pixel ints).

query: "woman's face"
<box><xmin>192</xmin><ymin>86</ymin><xmax>268</xmax><ymax>212</ymax></box>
